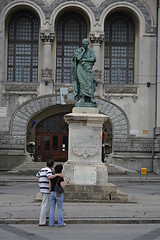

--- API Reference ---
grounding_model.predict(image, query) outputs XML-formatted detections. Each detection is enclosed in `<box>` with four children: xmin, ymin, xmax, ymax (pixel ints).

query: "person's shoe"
<box><xmin>58</xmin><ymin>223</ymin><xmax>66</xmax><ymax>227</ymax></box>
<box><xmin>39</xmin><ymin>224</ymin><xmax>48</xmax><ymax>227</ymax></box>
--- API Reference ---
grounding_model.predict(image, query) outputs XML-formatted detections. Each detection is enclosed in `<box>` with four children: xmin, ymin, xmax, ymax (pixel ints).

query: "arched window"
<box><xmin>56</xmin><ymin>12</ymin><xmax>87</xmax><ymax>83</ymax></box>
<box><xmin>8</xmin><ymin>11</ymin><xmax>39</xmax><ymax>82</ymax></box>
<box><xmin>104</xmin><ymin>13</ymin><xmax>135</xmax><ymax>85</ymax></box>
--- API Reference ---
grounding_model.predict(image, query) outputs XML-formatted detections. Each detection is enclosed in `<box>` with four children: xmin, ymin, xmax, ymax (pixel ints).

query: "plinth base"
<box><xmin>75</xmin><ymin>101</ymin><xmax>97</xmax><ymax>108</ymax></box>
<box><xmin>63</xmin><ymin>161</ymin><xmax>108</xmax><ymax>185</ymax></box>
<box><xmin>35</xmin><ymin>184</ymin><xmax>129</xmax><ymax>203</ymax></box>
<box><xmin>64</xmin><ymin>183</ymin><xmax>129</xmax><ymax>203</ymax></box>
<box><xmin>64</xmin><ymin>107</ymin><xmax>108</xmax><ymax>185</ymax></box>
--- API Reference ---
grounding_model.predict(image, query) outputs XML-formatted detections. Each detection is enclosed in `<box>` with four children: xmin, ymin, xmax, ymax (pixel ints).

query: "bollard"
<box><xmin>140</xmin><ymin>167</ymin><xmax>147</xmax><ymax>179</ymax></box>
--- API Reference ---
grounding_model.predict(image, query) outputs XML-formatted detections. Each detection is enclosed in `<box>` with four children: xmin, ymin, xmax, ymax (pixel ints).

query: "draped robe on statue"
<box><xmin>72</xmin><ymin>47</ymin><xmax>96</xmax><ymax>102</ymax></box>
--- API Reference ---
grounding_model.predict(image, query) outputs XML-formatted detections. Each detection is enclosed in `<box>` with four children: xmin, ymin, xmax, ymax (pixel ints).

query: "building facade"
<box><xmin>0</xmin><ymin>0</ymin><xmax>160</xmax><ymax>173</ymax></box>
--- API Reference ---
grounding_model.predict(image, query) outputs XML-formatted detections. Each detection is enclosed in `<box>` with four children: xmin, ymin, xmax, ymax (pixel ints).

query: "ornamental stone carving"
<box><xmin>40</xmin><ymin>31</ymin><xmax>55</xmax><ymax>43</ymax></box>
<box><xmin>0</xmin><ymin>0</ymin><xmax>153</xmax><ymax>34</ymax></box>
<box><xmin>41</xmin><ymin>68</ymin><xmax>52</xmax><ymax>78</ymax></box>
<box><xmin>72</xmin><ymin>146</ymin><xmax>99</xmax><ymax>159</ymax></box>
<box><xmin>1</xmin><ymin>138</ymin><xmax>9</xmax><ymax>145</ymax></box>
<box><xmin>4</xmin><ymin>83</ymin><xmax>38</xmax><ymax>94</ymax></box>
<box><xmin>93</xmin><ymin>70</ymin><xmax>102</xmax><ymax>83</ymax></box>
<box><xmin>63</xmin><ymin>92</ymin><xmax>75</xmax><ymax>104</ymax></box>
<box><xmin>104</xmin><ymin>86</ymin><xmax>137</xmax><ymax>94</ymax></box>
<box><xmin>0</xmin><ymin>135</ymin><xmax>25</xmax><ymax>148</ymax></box>
<box><xmin>90</xmin><ymin>32</ymin><xmax>104</xmax><ymax>45</ymax></box>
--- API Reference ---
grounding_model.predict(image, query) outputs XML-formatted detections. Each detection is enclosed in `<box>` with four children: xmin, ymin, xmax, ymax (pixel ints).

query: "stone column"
<box><xmin>90</xmin><ymin>32</ymin><xmax>104</xmax><ymax>97</ymax></box>
<box><xmin>40</xmin><ymin>31</ymin><xmax>55</xmax><ymax>86</ymax></box>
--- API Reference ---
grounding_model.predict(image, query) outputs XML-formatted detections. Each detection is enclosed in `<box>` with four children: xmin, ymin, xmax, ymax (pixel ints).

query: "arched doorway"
<box><xmin>35</xmin><ymin>113</ymin><xmax>68</xmax><ymax>162</ymax></box>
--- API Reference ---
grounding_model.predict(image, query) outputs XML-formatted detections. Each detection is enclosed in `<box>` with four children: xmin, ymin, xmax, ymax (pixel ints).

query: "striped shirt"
<box><xmin>36</xmin><ymin>167</ymin><xmax>52</xmax><ymax>194</ymax></box>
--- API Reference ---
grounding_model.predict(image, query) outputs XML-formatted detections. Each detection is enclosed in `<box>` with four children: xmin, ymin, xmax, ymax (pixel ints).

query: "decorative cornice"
<box><xmin>104</xmin><ymin>86</ymin><xmax>137</xmax><ymax>94</ymax></box>
<box><xmin>0</xmin><ymin>0</ymin><xmax>153</xmax><ymax>34</ymax></box>
<box><xmin>4</xmin><ymin>83</ymin><xmax>38</xmax><ymax>94</ymax></box>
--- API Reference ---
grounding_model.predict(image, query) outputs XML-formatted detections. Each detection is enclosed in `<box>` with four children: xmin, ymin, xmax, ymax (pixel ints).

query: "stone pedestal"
<box><xmin>63</xmin><ymin>107</ymin><xmax>108</xmax><ymax>185</ymax></box>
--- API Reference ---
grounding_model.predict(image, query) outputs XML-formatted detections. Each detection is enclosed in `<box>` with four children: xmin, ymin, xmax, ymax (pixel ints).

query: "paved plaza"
<box><xmin>1</xmin><ymin>224</ymin><xmax>160</xmax><ymax>240</ymax></box>
<box><xmin>1</xmin><ymin>172</ymin><xmax>160</xmax><ymax>239</ymax></box>
<box><xmin>0</xmin><ymin>172</ymin><xmax>160</xmax><ymax>225</ymax></box>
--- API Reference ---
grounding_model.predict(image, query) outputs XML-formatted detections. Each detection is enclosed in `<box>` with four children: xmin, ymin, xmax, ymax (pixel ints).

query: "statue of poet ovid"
<box><xmin>72</xmin><ymin>38</ymin><xmax>97</xmax><ymax>107</ymax></box>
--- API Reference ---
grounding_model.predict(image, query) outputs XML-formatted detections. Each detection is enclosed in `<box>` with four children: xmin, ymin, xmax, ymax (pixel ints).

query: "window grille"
<box><xmin>56</xmin><ymin>12</ymin><xmax>87</xmax><ymax>83</ymax></box>
<box><xmin>104</xmin><ymin>13</ymin><xmax>135</xmax><ymax>85</ymax></box>
<box><xmin>8</xmin><ymin>11</ymin><xmax>39</xmax><ymax>82</ymax></box>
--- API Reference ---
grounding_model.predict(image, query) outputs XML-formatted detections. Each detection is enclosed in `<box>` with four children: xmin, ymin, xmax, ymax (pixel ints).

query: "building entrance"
<box><xmin>35</xmin><ymin>113</ymin><xmax>68</xmax><ymax>162</ymax></box>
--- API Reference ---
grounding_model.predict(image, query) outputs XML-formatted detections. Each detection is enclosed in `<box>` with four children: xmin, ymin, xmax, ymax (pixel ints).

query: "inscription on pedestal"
<box><xmin>72</xmin><ymin>129</ymin><xmax>99</xmax><ymax>159</ymax></box>
<box><xmin>74</xmin><ymin>166</ymin><xmax>96</xmax><ymax>185</ymax></box>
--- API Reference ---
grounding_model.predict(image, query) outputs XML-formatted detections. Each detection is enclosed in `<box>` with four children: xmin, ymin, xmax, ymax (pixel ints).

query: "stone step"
<box><xmin>9</xmin><ymin>161</ymin><xmax>64</xmax><ymax>173</ymax></box>
<box><xmin>35</xmin><ymin>183</ymin><xmax>130</xmax><ymax>203</ymax></box>
<box><xmin>10</xmin><ymin>161</ymin><xmax>130</xmax><ymax>175</ymax></box>
<box><xmin>11</xmin><ymin>162</ymin><xmax>46</xmax><ymax>172</ymax></box>
<box><xmin>107</xmin><ymin>164</ymin><xmax>125</xmax><ymax>174</ymax></box>
<box><xmin>107</xmin><ymin>163</ymin><xmax>136</xmax><ymax>174</ymax></box>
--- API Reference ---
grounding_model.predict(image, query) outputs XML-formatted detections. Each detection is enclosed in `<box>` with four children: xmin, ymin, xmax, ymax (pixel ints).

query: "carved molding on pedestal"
<box><xmin>72</xmin><ymin>146</ymin><xmax>99</xmax><ymax>159</ymax></box>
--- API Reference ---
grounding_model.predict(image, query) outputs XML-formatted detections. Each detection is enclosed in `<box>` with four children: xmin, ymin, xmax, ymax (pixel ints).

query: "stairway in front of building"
<box><xmin>10</xmin><ymin>160</ymin><xmax>135</xmax><ymax>203</ymax></box>
<box><xmin>9</xmin><ymin>160</ymin><xmax>132</xmax><ymax>175</ymax></box>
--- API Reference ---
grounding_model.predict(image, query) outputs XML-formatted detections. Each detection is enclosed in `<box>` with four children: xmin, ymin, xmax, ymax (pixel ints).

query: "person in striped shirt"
<box><xmin>36</xmin><ymin>159</ymin><xmax>61</xmax><ymax>226</ymax></box>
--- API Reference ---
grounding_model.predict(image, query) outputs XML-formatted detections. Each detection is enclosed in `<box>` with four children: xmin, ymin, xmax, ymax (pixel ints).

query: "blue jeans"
<box><xmin>49</xmin><ymin>192</ymin><xmax>64</xmax><ymax>227</ymax></box>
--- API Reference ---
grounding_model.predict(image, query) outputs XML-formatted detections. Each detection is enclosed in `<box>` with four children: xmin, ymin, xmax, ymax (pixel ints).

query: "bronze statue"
<box><xmin>72</xmin><ymin>39</ymin><xmax>97</xmax><ymax>107</ymax></box>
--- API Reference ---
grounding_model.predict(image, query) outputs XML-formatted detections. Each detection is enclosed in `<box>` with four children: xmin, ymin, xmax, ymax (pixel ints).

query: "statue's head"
<box><xmin>82</xmin><ymin>38</ymin><xmax>89</xmax><ymax>49</ymax></box>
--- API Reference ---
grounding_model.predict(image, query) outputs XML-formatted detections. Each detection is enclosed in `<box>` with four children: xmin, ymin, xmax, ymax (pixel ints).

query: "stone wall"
<box><xmin>0</xmin><ymin>95</ymin><xmax>154</xmax><ymax>171</ymax></box>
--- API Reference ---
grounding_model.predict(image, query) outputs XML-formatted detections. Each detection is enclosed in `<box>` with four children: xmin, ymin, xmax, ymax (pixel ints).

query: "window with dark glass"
<box><xmin>104</xmin><ymin>13</ymin><xmax>135</xmax><ymax>85</ymax></box>
<box><xmin>44</xmin><ymin>115</ymin><xmax>60</xmax><ymax>132</ymax></box>
<box><xmin>52</xmin><ymin>136</ymin><xmax>58</xmax><ymax>151</ymax></box>
<box><xmin>56</xmin><ymin>12</ymin><xmax>87</xmax><ymax>83</ymax></box>
<box><xmin>8</xmin><ymin>11</ymin><xmax>39</xmax><ymax>82</ymax></box>
<box><xmin>44</xmin><ymin>136</ymin><xmax>50</xmax><ymax>150</ymax></box>
<box><xmin>37</xmin><ymin>136</ymin><xmax>41</xmax><ymax>150</ymax></box>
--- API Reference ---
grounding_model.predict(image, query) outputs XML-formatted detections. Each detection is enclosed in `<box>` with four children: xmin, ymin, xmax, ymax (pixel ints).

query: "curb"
<box><xmin>1</xmin><ymin>218</ymin><xmax>160</xmax><ymax>225</ymax></box>
<box><xmin>1</xmin><ymin>179</ymin><xmax>160</xmax><ymax>184</ymax></box>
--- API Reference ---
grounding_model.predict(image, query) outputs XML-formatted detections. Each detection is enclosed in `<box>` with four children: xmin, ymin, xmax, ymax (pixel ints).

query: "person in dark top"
<box><xmin>36</xmin><ymin>159</ymin><xmax>61</xmax><ymax>226</ymax></box>
<box><xmin>49</xmin><ymin>164</ymin><xmax>70</xmax><ymax>227</ymax></box>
